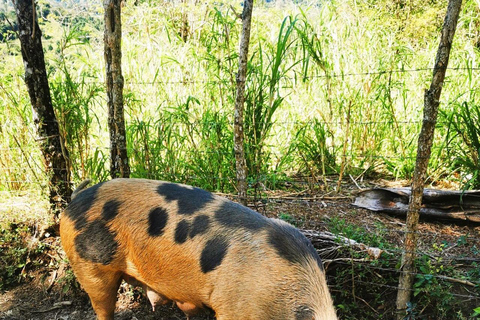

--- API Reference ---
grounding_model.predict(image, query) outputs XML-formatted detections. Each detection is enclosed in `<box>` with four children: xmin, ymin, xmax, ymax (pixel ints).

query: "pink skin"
<box><xmin>145</xmin><ymin>287</ymin><xmax>171</xmax><ymax>311</ymax></box>
<box><xmin>176</xmin><ymin>301</ymin><xmax>201</xmax><ymax>317</ymax></box>
<box><xmin>123</xmin><ymin>274</ymin><xmax>201</xmax><ymax>317</ymax></box>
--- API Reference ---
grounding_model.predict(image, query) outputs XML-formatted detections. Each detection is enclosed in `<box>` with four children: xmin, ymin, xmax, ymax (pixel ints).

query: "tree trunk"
<box><xmin>233</xmin><ymin>0</ymin><xmax>253</xmax><ymax>206</ymax></box>
<box><xmin>14</xmin><ymin>0</ymin><xmax>72</xmax><ymax>215</ymax></box>
<box><xmin>104</xmin><ymin>0</ymin><xmax>130</xmax><ymax>179</ymax></box>
<box><xmin>395</xmin><ymin>0</ymin><xmax>462</xmax><ymax>318</ymax></box>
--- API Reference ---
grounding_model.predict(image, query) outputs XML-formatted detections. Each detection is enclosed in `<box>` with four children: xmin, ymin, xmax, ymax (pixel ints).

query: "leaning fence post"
<box><xmin>395</xmin><ymin>1</ymin><xmax>463</xmax><ymax>318</ymax></box>
<box><xmin>234</xmin><ymin>0</ymin><xmax>254</xmax><ymax>206</ymax></box>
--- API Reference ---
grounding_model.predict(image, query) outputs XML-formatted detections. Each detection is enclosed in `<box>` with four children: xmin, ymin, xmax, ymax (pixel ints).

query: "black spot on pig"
<box><xmin>65</xmin><ymin>182</ymin><xmax>105</xmax><ymax>230</ymax></box>
<box><xmin>148</xmin><ymin>207</ymin><xmax>169</xmax><ymax>237</ymax></box>
<box><xmin>74</xmin><ymin>220</ymin><xmax>118</xmax><ymax>265</ymax></box>
<box><xmin>189</xmin><ymin>215</ymin><xmax>210</xmax><ymax>238</ymax></box>
<box><xmin>268</xmin><ymin>222</ymin><xmax>323</xmax><ymax>270</ymax></box>
<box><xmin>102</xmin><ymin>200</ymin><xmax>121</xmax><ymax>221</ymax></box>
<box><xmin>174</xmin><ymin>220</ymin><xmax>190</xmax><ymax>244</ymax></box>
<box><xmin>200</xmin><ymin>236</ymin><xmax>229</xmax><ymax>273</ymax></box>
<box><xmin>156</xmin><ymin>183</ymin><xmax>214</xmax><ymax>215</ymax></box>
<box><xmin>214</xmin><ymin>201</ymin><xmax>268</xmax><ymax>231</ymax></box>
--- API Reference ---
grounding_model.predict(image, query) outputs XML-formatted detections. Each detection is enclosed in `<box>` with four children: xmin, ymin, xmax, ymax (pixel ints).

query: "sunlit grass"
<box><xmin>1</xmin><ymin>0</ymin><xmax>479</xmax><ymax>196</ymax></box>
<box><xmin>0</xmin><ymin>191</ymin><xmax>50</xmax><ymax>226</ymax></box>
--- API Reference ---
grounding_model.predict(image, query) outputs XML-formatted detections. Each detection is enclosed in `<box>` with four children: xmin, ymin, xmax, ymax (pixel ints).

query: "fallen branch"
<box><xmin>300</xmin><ymin>229</ymin><xmax>385</xmax><ymax>260</ymax></box>
<box><xmin>436</xmin><ymin>275</ymin><xmax>477</xmax><ymax>287</ymax></box>
<box><xmin>31</xmin><ymin>301</ymin><xmax>72</xmax><ymax>313</ymax></box>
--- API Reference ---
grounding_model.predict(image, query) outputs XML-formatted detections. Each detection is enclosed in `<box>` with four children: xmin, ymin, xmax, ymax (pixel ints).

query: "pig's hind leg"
<box><xmin>74</xmin><ymin>265</ymin><xmax>123</xmax><ymax>320</ymax></box>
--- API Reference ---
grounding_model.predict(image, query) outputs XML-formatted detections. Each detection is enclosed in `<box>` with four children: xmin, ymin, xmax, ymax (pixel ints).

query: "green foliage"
<box><xmin>185</xmin><ymin>108</ymin><xmax>235</xmax><ymax>191</ymax></box>
<box><xmin>3</xmin><ymin>0</ymin><xmax>480</xmax><ymax>192</ymax></box>
<box><xmin>1</xmin><ymin>2</ymin><xmax>480</xmax><ymax>317</ymax></box>
<box><xmin>405</xmin><ymin>302</ymin><xmax>420</xmax><ymax>320</ymax></box>
<box><xmin>0</xmin><ymin>224</ymin><xmax>40</xmax><ymax>291</ymax></box>
<box><xmin>472</xmin><ymin>307</ymin><xmax>480</xmax><ymax>318</ymax></box>
<box><xmin>278</xmin><ymin>212</ymin><xmax>297</xmax><ymax>226</ymax></box>
<box><xmin>440</xmin><ymin>101</ymin><xmax>480</xmax><ymax>189</ymax></box>
<box><xmin>411</xmin><ymin>253</ymin><xmax>459</xmax><ymax>319</ymax></box>
<box><xmin>57</xmin><ymin>268</ymin><xmax>81</xmax><ymax>295</ymax></box>
<box><xmin>49</xmin><ymin>24</ymin><xmax>105</xmax><ymax>182</ymax></box>
<box><xmin>327</xmin><ymin>219</ymin><xmax>478</xmax><ymax>319</ymax></box>
<box><xmin>328</xmin><ymin>216</ymin><xmax>389</xmax><ymax>249</ymax></box>
<box><xmin>127</xmin><ymin>104</ymin><xmax>190</xmax><ymax>183</ymax></box>
<box><xmin>127</xmin><ymin>98</ymin><xmax>236</xmax><ymax>191</ymax></box>
<box><xmin>0</xmin><ymin>10</ymin><xmax>18</xmax><ymax>42</ymax></box>
<box><xmin>294</xmin><ymin>119</ymin><xmax>337</xmax><ymax>176</ymax></box>
<box><xmin>330</xmin><ymin>251</ymin><xmax>398</xmax><ymax>319</ymax></box>
<box><xmin>244</xmin><ymin>16</ymin><xmax>299</xmax><ymax>180</ymax></box>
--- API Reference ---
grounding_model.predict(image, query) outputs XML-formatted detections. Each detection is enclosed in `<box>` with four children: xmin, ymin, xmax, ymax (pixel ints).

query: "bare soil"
<box><xmin>1</xmin><ymin>180</ymin><xmax>479</xmax><ymax>320</ymax></box>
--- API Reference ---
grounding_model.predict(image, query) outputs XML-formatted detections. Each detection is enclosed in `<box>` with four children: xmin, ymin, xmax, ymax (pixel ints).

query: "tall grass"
<box><xmin>1</xmin><ymin>0</ymin><xmax>480</xmax><ymax>196</ymax></box>
<box><xmin>440</xmin><ymin>101</ymin><xmax>480</xmax><ymax>189</ymax></box>
<box><xmin>244</xmin><ymin>16</ymin><xmax>298</xmax><ymax>184</ymax></box>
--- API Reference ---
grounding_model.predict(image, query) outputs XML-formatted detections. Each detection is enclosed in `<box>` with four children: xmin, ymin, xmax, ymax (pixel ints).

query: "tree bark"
<box><xmin>233</xmin><ymin>0</ymin><xmax>253</xmax><ymax>206</ymax></box>
<box><xmin>395</xmin><ymin>0</ymin><xmax>462</xmax><ymax>318</ymax></box>
<box><xmin>104</xmin><ymin>0</ymin><xmax>130</xmax><ymax>179</ymax></box>
<box><xmin>14</xmin><ymin>0</ymin><xmax>72</xmax><ymax>214</ymax></box>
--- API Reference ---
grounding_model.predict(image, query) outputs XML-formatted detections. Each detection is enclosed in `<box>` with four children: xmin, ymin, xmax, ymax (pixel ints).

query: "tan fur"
<box><xmin>60</xmin><ymin>178</ymin><xmax>337</xmax><ymax>320</ymax></box>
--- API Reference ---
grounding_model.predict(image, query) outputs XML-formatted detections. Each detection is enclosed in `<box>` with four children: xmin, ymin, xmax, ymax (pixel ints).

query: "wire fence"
<box><xmin>2</xmin><ymin>65</ymin><xmax>479</xmax><ymax>89</ymax></box>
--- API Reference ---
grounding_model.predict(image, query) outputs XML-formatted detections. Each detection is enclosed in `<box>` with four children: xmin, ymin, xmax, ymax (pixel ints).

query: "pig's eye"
<box><xmin>294</xmin><ymin>305</ymin><xmax>314</xmax><ymax>320</ymax></box>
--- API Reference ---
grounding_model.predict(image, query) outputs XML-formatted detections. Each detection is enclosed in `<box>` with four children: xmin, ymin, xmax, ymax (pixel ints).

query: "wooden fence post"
<box><xmin>395</xmin><ymin>1</ymin><xmax>463</xmax><ymax>318</ymax></box>
<box><xmin>104</xmin><ymin>0</ymin><xmax>130</xmax><ymax>179</ymax></box>
<box><xmin>234</xmin><ymin>0</ymin><xmax>254</xmax><ymax>206</ymax></box>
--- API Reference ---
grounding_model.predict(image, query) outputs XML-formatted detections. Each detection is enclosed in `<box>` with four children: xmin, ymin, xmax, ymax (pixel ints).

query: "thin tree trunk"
<box><xmin>234</xmin><ymin>0</ymin><xmax>253</xmax><ymax>206</ymax></box>
<box><xmin>14</xmin><ymin>0</ymin><xmax>72</xmax><ymax>214</ymax></box>
<box><xmin>337</xmin><ymin>100</ymin><xmax>351</xmax><ymax>193</ymax></box>
<box><xmin>104</xmin><ymin>0</ymin><xmax>130</xmax><ymax>179</ymax></box>
<box><xmin>395</xmin><ymin>0</ymin><xmax>462</xmax><ymax>318</ymax></box>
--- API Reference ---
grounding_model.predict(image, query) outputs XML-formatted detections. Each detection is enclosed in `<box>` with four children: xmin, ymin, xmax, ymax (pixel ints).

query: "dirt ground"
<box><xmin>1</xmin><ymin>180</ymin><xmax>479</xmax><ymax>320</ymax></box>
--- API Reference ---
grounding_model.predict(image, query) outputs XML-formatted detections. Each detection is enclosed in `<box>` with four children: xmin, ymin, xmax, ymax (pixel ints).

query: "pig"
<box><xmin>60</xmin><ymin>178</ymin><xmax>337</xmax><ymax>320</ymax></box>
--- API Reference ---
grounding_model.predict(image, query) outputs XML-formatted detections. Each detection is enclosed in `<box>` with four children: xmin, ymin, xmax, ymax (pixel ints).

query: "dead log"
<box><xmin>353</xmin><ymin>188</ymin><xmax>480</xmax><ymax>223</ymax></box>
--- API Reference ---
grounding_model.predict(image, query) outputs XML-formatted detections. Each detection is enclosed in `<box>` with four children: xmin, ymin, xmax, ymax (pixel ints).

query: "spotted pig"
<box><xmin>60</xmin><ymin>178</ymin><xmax>337</xmax><ymax>320</ymax></box>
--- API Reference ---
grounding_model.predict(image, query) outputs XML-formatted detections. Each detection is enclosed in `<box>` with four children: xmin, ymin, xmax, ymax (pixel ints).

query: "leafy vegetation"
<box><xmin>1</xmin><ymin>0</ymin><xmax>479</xmax><ymax>195</ymax></box>
<box><xmin>440</xmin><ymin>101</ymin><xmax>480</xmax><ymax>189</ymax></box>
<box><xmin>0</xmin><ymin>223</ymin><xmax>42</xmax><ymax>290</ymax></box>
<box><xmin>326</xmin><ymin>216</ymin><xmax>480</xmax><ymax>319</ymax></box>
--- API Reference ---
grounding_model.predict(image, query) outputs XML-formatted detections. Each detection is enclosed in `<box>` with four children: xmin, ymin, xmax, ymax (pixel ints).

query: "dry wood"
<box><xmin>435</xmin><ymin>275</ymin><xmax>476</xmax><ymax>287</ymax></box>
<box><xmin>301</xmin><ymin>229</ymin><xmax>384</xmax><ymax>261</ymax></box>
<box><xmin>395</xmin><ymin>1</ymin><xmax>463</xmax><ymax>318</ymax></box>
<box><xmin>354</xmin><ymin>188</ymin><xmax>480</xmax><ymax>223</ymax></box>
<box><xmin>31</xmin><ymin>301</ymin><xmax>73</xmax><ymax>314</ymax></box>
